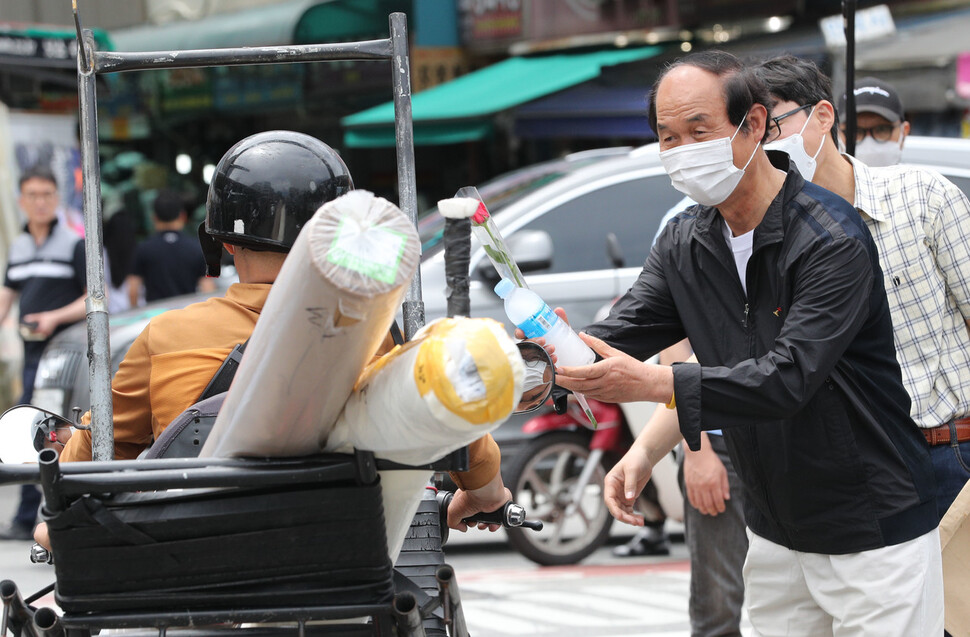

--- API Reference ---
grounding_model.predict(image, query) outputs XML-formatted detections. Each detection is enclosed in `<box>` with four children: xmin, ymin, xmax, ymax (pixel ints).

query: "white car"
<box><xmin>418</xmin><ymin>137</ymin><xmax>970</xmax><ymax>330</ymax></box>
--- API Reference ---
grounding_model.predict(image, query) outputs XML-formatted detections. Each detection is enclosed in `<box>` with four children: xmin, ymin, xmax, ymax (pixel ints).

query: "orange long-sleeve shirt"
<box><xmin>60</xmin><ymin>282</ymin><xmax>499</xmax><ymax>488</ymax></box>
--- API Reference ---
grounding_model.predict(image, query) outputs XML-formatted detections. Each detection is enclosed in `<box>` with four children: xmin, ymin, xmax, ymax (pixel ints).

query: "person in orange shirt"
<box><xmin>39</xmin><ymin>131</ymin><xmax>506</xmax><ymax>544</ymax></box>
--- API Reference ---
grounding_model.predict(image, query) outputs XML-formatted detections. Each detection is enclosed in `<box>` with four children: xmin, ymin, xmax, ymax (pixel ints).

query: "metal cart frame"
<box><xmin>0</xmin><ymin>9</ymin><xmax>473</xmax><ymax>637</ymax></box>
<box><xmin>72</xmin><ymin>9</ymin><xmax>425</xmax><ymax>461</ymax></box>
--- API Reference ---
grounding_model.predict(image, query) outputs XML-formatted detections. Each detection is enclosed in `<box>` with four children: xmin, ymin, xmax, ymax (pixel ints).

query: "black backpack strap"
<box><xmin>197</xmin><ymin>338</ymin><xmax>250</xmax><ymax>402</ymax></box>
<box><xmin>82</xmin><ymin>498</ymin><xmax>157</xmax><ymax>546</ymax></box>
<box><xmin>196</xmin><ymin>323</ymin><xmax>399</xmax><ymax>405</ymax></box>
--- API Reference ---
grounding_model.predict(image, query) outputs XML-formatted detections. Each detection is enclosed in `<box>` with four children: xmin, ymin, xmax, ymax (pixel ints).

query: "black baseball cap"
<box><xmin>838</xmin><ymin>77</ymin><xmax>904</xmax><ymax>123</ymax></box>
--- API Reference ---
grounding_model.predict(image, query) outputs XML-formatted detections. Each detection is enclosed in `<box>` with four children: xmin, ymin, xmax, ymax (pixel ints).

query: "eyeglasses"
<box><xmin>766</xmin><ymin>104</ymin><xmax>813</xmax><ymax>143</ymax></box>
<box><xmin>842</xmin><ymin>123</ymin><xmax>898</xmax><ymax>143</ymax></box>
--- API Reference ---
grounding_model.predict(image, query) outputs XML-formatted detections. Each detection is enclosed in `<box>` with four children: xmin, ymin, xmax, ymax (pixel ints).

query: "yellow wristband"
<box><xmin>665</xmin><ymin>390</ymin><xmax>676</xmax><ymax>410</ymax></box>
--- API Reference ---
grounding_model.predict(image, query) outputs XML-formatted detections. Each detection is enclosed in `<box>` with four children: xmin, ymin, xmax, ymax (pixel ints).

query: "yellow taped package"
<box><xmin>326</xmin><ymin>317</ymin><xmax>524</xmax><ymax>466</ymax></box>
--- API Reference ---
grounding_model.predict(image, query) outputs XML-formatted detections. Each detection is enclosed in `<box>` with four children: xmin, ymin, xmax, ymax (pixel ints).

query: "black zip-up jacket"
<box><xmin>585</xmin><ymin>159</ymin><xmax>937</xmax><ymax>554</ymax></box>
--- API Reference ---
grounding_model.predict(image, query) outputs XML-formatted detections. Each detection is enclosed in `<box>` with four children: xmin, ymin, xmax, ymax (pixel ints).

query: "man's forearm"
<box><xmin>52</xmin><ymin>294</ymin><xmax>88</xmax><ymax>327</ymax></box>
<box><xmin>639</xmin><ymin>349</ymin><xmax>698</xmax><ymax>464</ymax></box>
<box><xmin>0</xmin><ymin>287</ymin><xmax>16</xmax><ymax>325</ymax></box>
<box><xmin>127</xmin><ymin>275</ymin><xmax>142</xmax><ymax>308</ymax></box>
<box><xmin>634</xmin><ymin>401</ymin><xmax>685</xmax><ymax>467</ymax></box>
<box><xmin>684</xmin><ymin>431</ymin><xmax>712</xmax><ymax>456</ymax></box>
<box><xmin>658</xmin><ymin>338</ymin><xmax>692</xmax><ymax>366</ymax></box>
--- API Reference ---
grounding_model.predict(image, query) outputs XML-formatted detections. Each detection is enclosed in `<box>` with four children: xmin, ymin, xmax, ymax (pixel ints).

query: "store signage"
<box><xmin>460</xmin><ymin>0</ymin><xmax>799</xmax><ymax>51</ymax></box>
<box><xmin>413</xmin><ymin>47</ymin><xmax>468</xmax><ymax>92</ymax></box>
<box><xmin>0</xmin><ymin>33</ymin><xmax>78</xmax><ymax>62</ymax></box>
<box><xmin>460</xmin><ymin>0</ymin><xmax>524</xmax><ymax>41</ymax></box>
<box><xmin>819</xmin><ymin>4</ymin><xmax>896</xmax><ymax>48</ymax></box>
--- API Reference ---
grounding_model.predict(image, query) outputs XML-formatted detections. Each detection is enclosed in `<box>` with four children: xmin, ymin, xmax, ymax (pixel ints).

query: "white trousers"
<box><xmin>743</xmin><ymin>528</ymin><xmax>944</xmax><ymax>637</ymax></box>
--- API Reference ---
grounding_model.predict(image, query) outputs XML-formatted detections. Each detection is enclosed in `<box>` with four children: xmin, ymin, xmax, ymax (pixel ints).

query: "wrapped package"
<box><xmin>378</xmin><ymin>470</ymin><xmax>434</xmax><ymax>560</ymax></box>
<box><xmin>942</xmin><ymin>479</ymin><xmax>970</xmax><ymax>635</ymax></box>
<box><xmin>326</xmin><ymin>317</ymin><xmax>525</xmax><ymax>465</ymax></box>
<box><xmin>329</xmin><ymin>316</ymin><xmax>524</xmax><ymax>556</ymax></box>
<box><xmin>201</xmin><ymin>190</ymin><xmax>420</xmax><ymax>458</ymax></box>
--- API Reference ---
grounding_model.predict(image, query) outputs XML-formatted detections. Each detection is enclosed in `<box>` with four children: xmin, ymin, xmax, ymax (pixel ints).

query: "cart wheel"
<box><xmin>395</xmin><ymin>488</ymin><xmax>448</xmax><ymax>636</ymax></box>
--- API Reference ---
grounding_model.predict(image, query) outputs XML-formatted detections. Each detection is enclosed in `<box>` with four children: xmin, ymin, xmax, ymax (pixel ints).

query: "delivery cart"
<box><xmin>0</xmin><ymin>9</ymin><xmax>526</xmax><ymax>636</ymax></box>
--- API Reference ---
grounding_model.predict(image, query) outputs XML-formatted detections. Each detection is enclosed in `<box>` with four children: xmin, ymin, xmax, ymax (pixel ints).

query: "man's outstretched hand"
<box><xmin>556</xmin><ymin>333</ymin><xmax>673</xmax><ymax>405</ymax></box>
<box><xmin>33</xmin><ymin>522</ymin><xmax>50</xmax><ymax>551</ymax></box>
<box><xmin>603</xmin><ymin>442</ymin><xmax>654</xmax><ymax>527</ymax></box>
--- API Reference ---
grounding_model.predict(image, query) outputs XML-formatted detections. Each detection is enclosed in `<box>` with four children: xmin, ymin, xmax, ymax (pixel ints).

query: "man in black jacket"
<box><xmin>555</xmin><ymin>51</ymin><xmax>942</xmax><ymax>636</ymax></box>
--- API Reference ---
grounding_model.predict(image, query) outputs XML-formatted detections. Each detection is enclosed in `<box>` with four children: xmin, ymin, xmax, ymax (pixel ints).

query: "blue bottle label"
<box><xmin>518</xmin><ymin>304</ymin><xmax>558</xmax><ymax>338</ymax></box>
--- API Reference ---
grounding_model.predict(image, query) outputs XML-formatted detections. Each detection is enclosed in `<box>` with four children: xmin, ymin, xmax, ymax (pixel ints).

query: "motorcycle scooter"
<box><xmin>504</xmin><ymin>395</ymin><xmax>683</xmax><ymax>566</ymax></box>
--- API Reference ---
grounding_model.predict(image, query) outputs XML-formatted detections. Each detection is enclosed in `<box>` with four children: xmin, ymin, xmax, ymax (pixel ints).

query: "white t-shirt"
<box><xmin>722</xmin><ymin>222</ymin><xmax>754</xmax><ymax>295</ymax></box>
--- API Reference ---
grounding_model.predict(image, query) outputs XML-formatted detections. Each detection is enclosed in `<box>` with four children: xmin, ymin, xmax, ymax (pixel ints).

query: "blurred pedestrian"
<box><xmin>127</xmin><ymin>189</ymin><xmax>213</xmax><ymax>307</ymax></box>
<box><xmin>0</xmin><ymin>165</ymin><xmax>86</xmax><ymax>541</ymax></box>
<box><xmin>837</xmin><ymin>76</ymin><xmax>911</xmax><ymax>167</ymax></box>
<box><xmin>758</xmin><ymin>55</ymin><xmax>970</xmax><ymax>520</ymax></box>
<box><xmin>552</xmin><ymin>50</ymin><xmax>941</xmax><ymax>636</ymax></box>
<box><xmin>103</xmin><ymin>206</ymin><xmax>138</xmax><ymax>313</ymax></box>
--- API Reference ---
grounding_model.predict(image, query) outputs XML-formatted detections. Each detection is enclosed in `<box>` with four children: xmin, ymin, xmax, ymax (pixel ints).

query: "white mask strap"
<box><xmin>797</xmin><ymin>106</ymin><xmax>815</xmax><ymax>136</ymax></box>
<box><xmin>730</xmin><ymin>109</ymin><xmax>759</xmax><ymax>171</ymax></box>
<box><xmin>740</xmin><ymin>134</ymin><xmax>760</xmax><ymax>171</ymax></box>
<box><xmin>804</xmin><ymin>106</ymin><xmax>825</xmax><ymax>162</ymax></box>
<box><xmin>730</xmin><ymin>110</ymin><xmax>750</xmax><ymax>142</ymax></box>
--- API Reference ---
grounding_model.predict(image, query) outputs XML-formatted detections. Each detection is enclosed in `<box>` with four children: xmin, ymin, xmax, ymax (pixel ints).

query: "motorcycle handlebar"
<box><xmin>463</xmin><ymin>501</ymin><xmax>543</xmax><ymax>531</ymax></box>
<box><xmin>436</xmin><ymin>491</ymin><xmax>543</xmax><ymax>534</ymax></box>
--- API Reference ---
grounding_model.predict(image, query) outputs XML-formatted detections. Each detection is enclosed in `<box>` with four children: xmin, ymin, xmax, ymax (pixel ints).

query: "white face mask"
<box><xmin>763</xmin><ymin>106</ymin><xmax>825</xmax><ymax>181</ymax></box>
<box><xmin>659</xmin><ymin>114</ymin><xmax>759</xmax><ymax>207</ymax></box>
<box><xmin>854</xmin><ymin>134</ymin><xmax>904</xmax><ymax>167</ymax></box>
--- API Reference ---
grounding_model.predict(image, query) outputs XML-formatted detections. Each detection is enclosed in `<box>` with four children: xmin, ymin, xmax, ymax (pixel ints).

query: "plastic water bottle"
<box><xmin>494</xmin><ymin>279</ymin><xmax>598</xmax><ymax>428</ymax></box>
<box><xmin>494</xmin><ymin>279</ymin><xmax>594</xmax><ymax>366</ymax></box>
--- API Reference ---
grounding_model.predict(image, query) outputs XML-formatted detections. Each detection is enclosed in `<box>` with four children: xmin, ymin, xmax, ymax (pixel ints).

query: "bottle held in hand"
<box><xmin>494</xmin><ymin>279</ymin><xmax>593</xmax><ymax>366</ymax></box>
<box><xmin>494</xmin><ymin>278</ymin><xmax>598</xmax><ymax>428</ymax></box>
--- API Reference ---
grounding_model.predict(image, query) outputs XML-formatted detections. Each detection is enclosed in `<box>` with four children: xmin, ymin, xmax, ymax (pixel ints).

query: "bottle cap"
<box><xmin>493</xmin><ymin>278</ymin><xmax>515</xmax><ymax>299</ymax></box>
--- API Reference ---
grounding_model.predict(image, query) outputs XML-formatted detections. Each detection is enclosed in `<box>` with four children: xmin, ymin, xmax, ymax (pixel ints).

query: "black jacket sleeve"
<box><xmin>674</xmin><ymin>235</ymin><xmax>874</xmax><ymax>450</ymax></box>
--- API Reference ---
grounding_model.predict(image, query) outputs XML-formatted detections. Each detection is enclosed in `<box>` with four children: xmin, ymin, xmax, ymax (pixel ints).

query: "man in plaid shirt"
<box><xmin>757</xmin><ymin>56</ymin><xmax>970</xmax><ymax>519</ymax></box>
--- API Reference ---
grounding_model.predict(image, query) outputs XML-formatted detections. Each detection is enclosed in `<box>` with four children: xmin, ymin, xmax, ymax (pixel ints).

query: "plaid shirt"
<box><xmin>850</xmin><ymin>155</ymin><xmax>970</xmax><ymax>428</ymax></box>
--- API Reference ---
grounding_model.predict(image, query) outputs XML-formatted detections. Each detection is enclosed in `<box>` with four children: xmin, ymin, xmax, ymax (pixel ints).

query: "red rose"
<box><xmin>472</xmin><ymin>202</ymin><xmax>490</xmax><ymax>224</ymax></box>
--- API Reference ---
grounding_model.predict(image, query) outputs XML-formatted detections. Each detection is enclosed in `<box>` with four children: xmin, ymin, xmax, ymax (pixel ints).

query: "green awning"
<box><xmin>110</xmin><ymin>0</ymin><xmax>409</xmax><ymax>51</ymax></box>
<box><xmin>345</xmin><ymin>121</ymin><xmax>493</xmax><ymax>148</ymax></box>
<box><xmin>341</xmin><ymin>46</ymin><xmax>662</xmax><ymax>147</ymax></box>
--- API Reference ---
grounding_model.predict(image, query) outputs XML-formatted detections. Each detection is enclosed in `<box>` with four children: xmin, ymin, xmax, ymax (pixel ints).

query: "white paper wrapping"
<box><xmin>379</xmin><ymin>470</ymin><xmax>434</xmax><ymax>560</ymax></box>
<box><xmin>201</xmin><ymin>190</ymin><xmax>420</xmax><ymax>458</ymax></box>
<box><xmin>326</xmin><ymin>317</ymin><xmax>525</xmax><ymax>465</ymax></box>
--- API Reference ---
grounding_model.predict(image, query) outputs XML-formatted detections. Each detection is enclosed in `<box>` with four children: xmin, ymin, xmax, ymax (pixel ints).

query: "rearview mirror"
<box><xmin>476</xmin><ymin>230</ymin><xmax>553</xmax><ymax>282</ymax></box>
<box><xmin>513</xmin><ymin>341</ymin><xmax>555</xmax><ymax>414</ymax></box>
<box><xmin>0</xmin><ymin>405</ymin><xmax>74</xmax><ymax>464</ymax></box>
<box><xmin>606</xmin><ymin>232</ymin><xmax>625</xmax><ymax>268</ymax></box>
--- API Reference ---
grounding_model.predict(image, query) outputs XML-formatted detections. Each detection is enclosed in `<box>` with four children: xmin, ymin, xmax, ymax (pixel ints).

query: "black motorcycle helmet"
<box><xmin>200</xmin><ymin>131</ymin><xmax>354</xmax><ymax>276</ymax></box>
